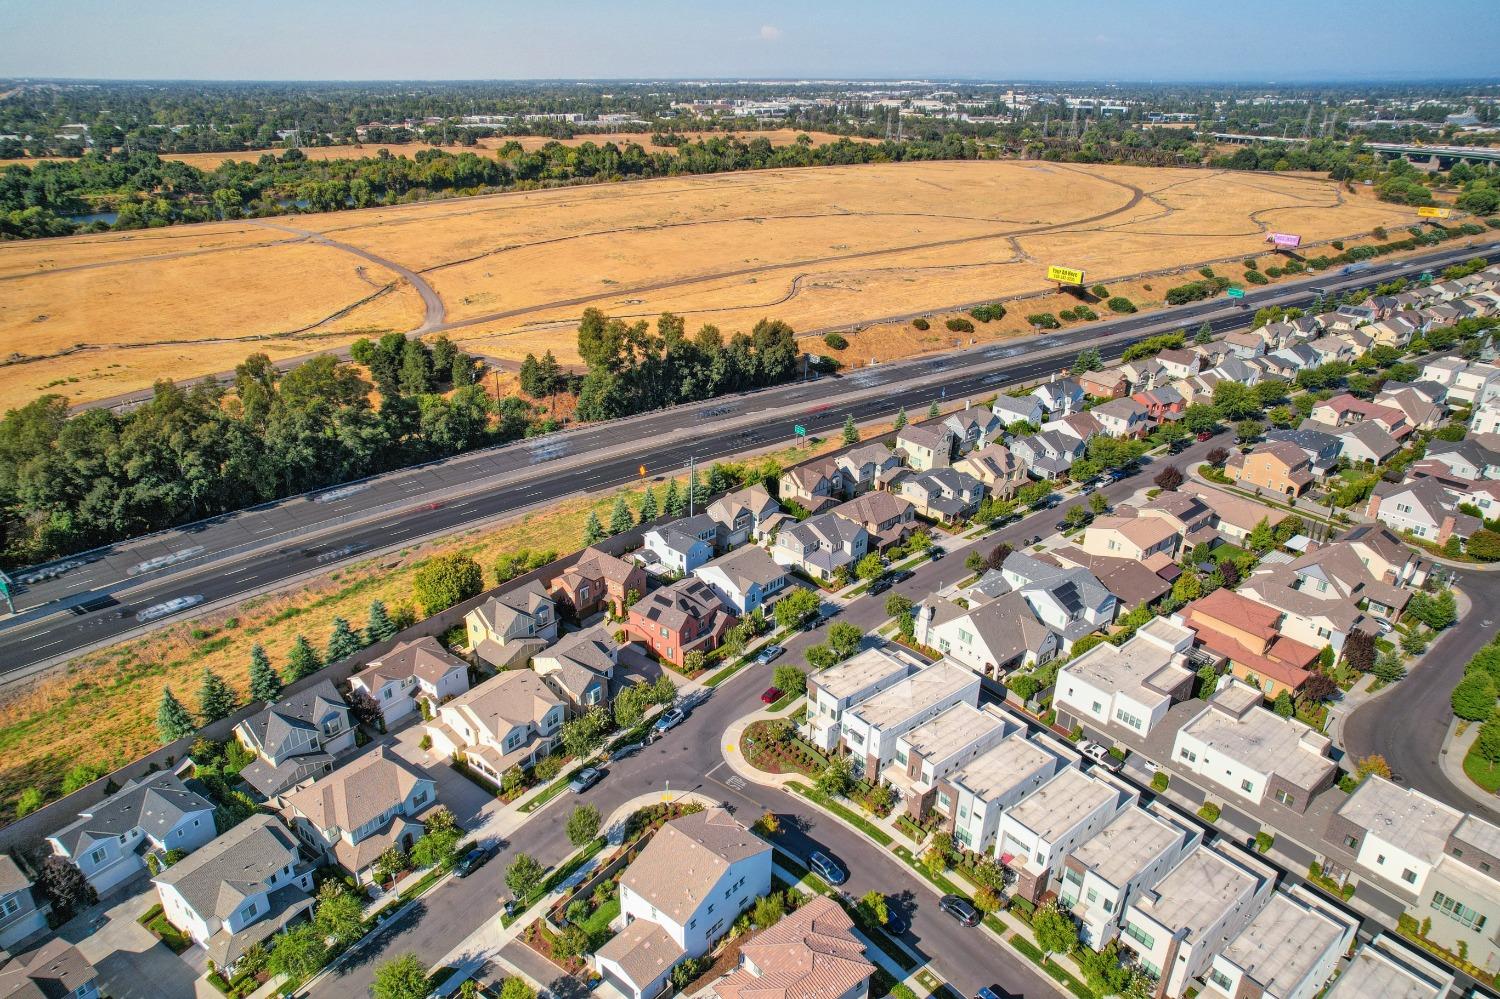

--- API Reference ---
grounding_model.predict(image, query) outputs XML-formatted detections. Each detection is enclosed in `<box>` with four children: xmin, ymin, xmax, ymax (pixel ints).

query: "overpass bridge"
<box><xmin>1211</xmin><ymin>132</ymin><xmax>1500</xmax><ymax>169</ymax></box>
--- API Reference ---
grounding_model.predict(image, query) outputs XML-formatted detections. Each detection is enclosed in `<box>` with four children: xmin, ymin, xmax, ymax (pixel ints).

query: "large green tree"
<box><xmin>412</xmin><ymin>553</ymin><xmax>483</xmax><ymax>616</ymax></box>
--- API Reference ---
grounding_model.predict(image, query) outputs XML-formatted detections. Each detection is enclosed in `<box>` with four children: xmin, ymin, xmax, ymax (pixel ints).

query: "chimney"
<box><xmin>914</xmin><ymin>603</ymin><xmax>934</xmax><ymax>648</ymax></box>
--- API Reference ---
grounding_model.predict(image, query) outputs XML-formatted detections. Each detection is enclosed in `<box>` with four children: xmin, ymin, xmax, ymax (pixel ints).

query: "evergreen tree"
<box><xmin>327</xmin><ymin>617</ymin><xmax>362</xmax><ymax>662</ymax></box>
<box><xmin>518</xmin><ymin>353</ymin><xmax>543</xmax><ymax>397</ymax></box>
<box><xmin>609</xmin><ymin>496</ymin><xmax>633</xmax><ymax>535</ymax></box>
<box><xmin>196</xmin><ymin>668</ymin><xmax>237</xmax><ymax>724</ymax></box>
<box><xmin>367</xmin><ymin>600</ymin><xmax>398</xmax><ymax>643</ymax></box>
<box><xmin>157</xmin><ymin>687</ymin><xmax>196</xmax><ymax>743</ymax></box>
<box><xmin>286</xmin><ymin>635</ymin><xmax>321</xmax><ymax>682</ymax></box>
<box><xmin>248</xmin><ymin>644</ymin><xmax>282</xmax><ymax>703</ymax></box>
<box><xmin>1194</xmin><ymin>321</ymin><xmax>1213</xmax><ymax>345</ymax></box>
<box><xmin>582</xmin><ymin>511</ymin><xmax>605</xmax><ymax>546</ymax></box>
<box><xmin>537</xmin><ymin>351</ymin><xmax>562</xmax><ymax>396</ymax></box>
<box><xmin>928</xmin><ymin>400</ymin><xmax>940</xmax><ymax>419</ymax></box>
<box><xmin>893</xmin><ymin>406</ymin><xmax>907</xmax><ymax>432</ymax></box>
<box><xmin>842</xmin><ymin>414</ymin><xmax>859</xmax><ymax>445</ymax></box>
<box><xmin>664</xmin><ymin>478</ymin><xmax>685</xmax><ymax>516</ymax></box>
<box><xmin>637</xmin><ymin>486</ymin><xmax>659</xmax><ymax>524</ymax></box>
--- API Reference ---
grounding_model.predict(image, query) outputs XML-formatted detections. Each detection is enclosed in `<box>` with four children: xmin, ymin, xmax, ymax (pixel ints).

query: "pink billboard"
<box><xmin>1266</xmin><ymin>232</ymin><xmax>1302</xmax><ymax>248</ymax></box>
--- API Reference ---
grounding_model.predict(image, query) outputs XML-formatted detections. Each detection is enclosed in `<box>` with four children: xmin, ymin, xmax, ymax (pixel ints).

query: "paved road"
<box><xmin>3</xmin><ymin>241</ymin><xmax>1492</xmax><ymax>683</ymax></box>
<box><xmin>1342</xmin><ymin>571</ymin><xmax>1500</xmax><ymax>824</ymax></box>
<box><xmin>308</xmin><ymin>435</ymin><xmax>1227</xmax><ymax>999</ymax></box>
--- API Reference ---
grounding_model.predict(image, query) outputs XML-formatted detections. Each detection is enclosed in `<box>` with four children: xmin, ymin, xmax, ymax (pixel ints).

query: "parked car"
<box><xmin>1080</xmin><ymin>741</ymin><xmax>1109</xmax><ymax>764</ymax></box>
<box><xmin>1196</xmin><ymin>431</ymin><xmax>1213</xmax><ymax>442</ymax></box>
<box><xmin>809</xmin><ymin>851</ymin><xmax>848</xmax><ymax>885</ymax></box>
<box><xmin>610</xmin><ymin>742</ymin><xmax>645</xmax><ymax>762</ymax></box>
<box><xmin>760</xmin><ymin>687</ymin><xmax>783</xmax><ymax>705</ymax></box>
<box><xmin>867</xmin><ymin>575</ymin><xmax>894</xmax><ymax>595</ymax></box>
<box><xmin>569</xmin><ymin>767</ymin><xmax>606</xmax><ymax>793</ymax></box>
<box><xmin>1142</xmin><ymin>759</ymin><xmax>1160</xmax><ymax>774</ymax></box>
<box><xmin>883</xmin><ymin>905</ymin><xmax>909</xmax><ymax>936</ymax></box>
<box><xmin>890</xmin><ymin>568</ymin><xmax>915</xmax><ymax>584</ymax></box>
<box><xmin>453</xmin><ymin>846</ymin><xmax>493</xmax><ymax>878</ymax></box>
<box><xmin>928</xmin><ymin>545</ymin><xmax>945</xmax><ymax>561</ymax></box>
<box><xmin>755</xmin><ymin>645</ymin><xmax>785</xmax><ymax>666</ymax></box>
<box><xmin>653</xmin><ymin>707</ymin><xmax>686</xmax><ymax>734</ymax></box>
<box><xmin>939</xmin><ymin>894</ymin><xmax>980</xmax><ymax>926</ymax></box>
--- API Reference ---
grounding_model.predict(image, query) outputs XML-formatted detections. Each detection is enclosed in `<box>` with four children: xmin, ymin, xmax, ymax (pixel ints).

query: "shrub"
<box><xmin>1106</xmin><ymin>296</ymin><xmax>1136</xmax><ymax>314</ymax></box>
<box><xmin>1150</xmin><ymin>771</ymin><xmax>1169</xmax><ymax>792</ymax></box>
<box><xmin>1197</xmin><ymin>801</ymin><xmax>1222</xmax><ymax>823</ymax></box>
<box><xmin>1198</xmin><ymin>266</ymin><xmax>1215</xmax><ymax>279</ymax></box>
<box><xmin>970</xmin><ymin>303</ymin><xmax>1006</xmax><ymax>323</ymax></box>
<box><xmin>945</xmin><ymin>317</ymin><xmax>975</xmax><ymax>334</ymax></box>
<box><xmin>1090</xmin><ymin>284</ymin><xmax>1109</xmax><ymax>298</ymax></box>
<box><xmin>911</xmin><ymin>317</ymin><xmax>930</xmax><ymax>331</ymax></box>
<box><xmin>1165</xmin><ymin>276</ymin><xmax>1230</xmax><ymax>305</ymax></box>
<box><xmin>823</xmin><ymin>333</ymin><xmax>848</xmax><ymax>350</ymax></box>
<box><xmin>1026</xmin><ymin>313</ymin><xmax>1061</xmax><ymax>330</ymax></box>
<box><xmin>1244</xmin><ymin>269</ymin><xmax>1269</xmax><ymax>285</ymax></box>
<box><xmin>1242</xmin><ymin>258</ymin><xmax>1258</xmax><ymax>270</ymax></box>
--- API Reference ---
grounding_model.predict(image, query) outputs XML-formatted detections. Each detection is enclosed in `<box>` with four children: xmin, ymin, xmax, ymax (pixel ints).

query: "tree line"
<box><xmin>1</xmin><ymin>132</ymin><xmax>982</xmax><ymax>240</ymax></box>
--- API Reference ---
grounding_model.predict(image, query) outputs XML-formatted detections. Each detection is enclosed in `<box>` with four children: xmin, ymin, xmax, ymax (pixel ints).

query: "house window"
<box><xmin>1403</xmin><ymin>869</ymin><xmax>1418</xmax><ymax>884</ymax></box>
<box><xmin>1343</xmin><ymin>835</ymin><xmax>1358</xmax><ymax>849</ymax></box>
<box><xmin>936</xmin><ymin>791</ymin><xmax>953</xmax><ymax>812</ymax></box>
<box><xmin>1240</xmin><ymin>779</ymin><xmax>1254</xmax><ymax>794</ymax></box>
<box><xmin>412</xmin><ymin>790</ymin><xmax>428</xmax><ymax>809</ymax></box>
<box><xmin>1208</xmin><ymin>969</ymin><xmax>1233</xmax><ymax>990</ymax></box>
<box><xmin>1432</xmin><ymin>891</ymin><xmax>1488</xmax><ymax>930</ymax></box>
<box><xmin>89</xmin><ymin>848</ymin><xmax>107</xmax><ymax>865</ymax></box>
<box><xmin>1</xmin><ymin>896</ymin><xmax>18</xmax><ymax>917</ymax></box>
<box><xmin>1123</xmin><ymin>921</ymin><xmax>1155</xmax><ymax>950</ymax></box>
<box><xmin>1179</xmin><ymin>748</ymin><xmax>1197</xmax><ymax>763</ymax></box>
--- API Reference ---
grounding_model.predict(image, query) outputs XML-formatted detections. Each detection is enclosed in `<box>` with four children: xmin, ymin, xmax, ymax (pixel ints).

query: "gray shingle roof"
<box><xmin>154</xmin><ymin>814</ymin><xmax>304</xmax><ymax>921</ymax></box>
<box><xmin>50</xmin><ymin>772</ymin><xmax>214</xmax><ymax>856</ymax></box>
<box><xmin>240</xmin><ymin>679</ymin><xmax>348</xmax><ymax>761</ymax></box>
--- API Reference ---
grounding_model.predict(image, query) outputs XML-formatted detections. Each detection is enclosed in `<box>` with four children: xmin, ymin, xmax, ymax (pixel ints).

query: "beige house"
<box><xmin>1226</xmin><ymin>441</ymin><xmax>1314</xmax><ymax>498</ymax></box>
<box><xmin>955</xmin><ymin>443</ymin><xmax>1029</xmax><ymax>498</ymax></box>
<box><xmin>466</xmin><ymin>581</ymin><xmax>559</xmax><ymax>668</ymax></box>
<box><xmin>426</xmin><ymin>670</ymin><xmax>567</xmax><ymax>784</ymax></box>
<box><xmin>1080</xmin><ymin>514</ymin><xmax>1181</xmax><ymax>563</ymax></box>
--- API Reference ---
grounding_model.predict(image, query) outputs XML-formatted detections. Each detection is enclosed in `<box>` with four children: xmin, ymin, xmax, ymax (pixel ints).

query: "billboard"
<box><xmin>1046</xmin><ymin>265</ymin><xmax>1085</xmax><ymax>285</ymax></box>
<box><xmin>1266</xmin><ymin>232</ymin><xmax>1302</xmax><ymax>249</ymax></box>
<box><xmin>1417</xmin><ymin>206</ymin><xmax>1453</xmax><ymax>219</ymax></box>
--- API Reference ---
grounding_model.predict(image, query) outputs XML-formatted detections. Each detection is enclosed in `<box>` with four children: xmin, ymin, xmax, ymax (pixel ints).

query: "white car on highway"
<box><xmin>135</xmin><ymin>594</ymin><xmax>205</xmax><ymax>623</ymax></box>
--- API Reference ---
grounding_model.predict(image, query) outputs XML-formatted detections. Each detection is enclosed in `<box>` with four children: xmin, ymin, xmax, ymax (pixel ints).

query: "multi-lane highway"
<box><xmin>1</xmin><ymin>239</ymin><xmax>1494</xmax><ymax>681</ymax></box>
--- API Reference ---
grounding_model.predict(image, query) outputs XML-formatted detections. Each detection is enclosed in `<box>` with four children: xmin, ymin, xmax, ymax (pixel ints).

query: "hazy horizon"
<box><xmin>3</xmin><ymin>0</ymin><xmax>1498</xmax><ymax>84</ymax></box>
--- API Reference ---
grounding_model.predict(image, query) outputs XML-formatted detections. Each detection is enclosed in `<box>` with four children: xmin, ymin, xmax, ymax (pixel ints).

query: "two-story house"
<box><xmin>710</xmin><ymin>895</ymin><xmax>874</xmax><ymax>999</ymax></box>
<box><xmin>992</xmin><ymin>394</ymin><xmax>1045</xmax><ymax>429</ymax></box>
<box><xmin>1178</xmin><ymin>588</ymin><xmax>1320</xmax><ymax>697</ymax></box>
<box><xmin>641</xmin><ymin>514</ymin><xmax>718</xmax><ymax>575</ymax></box>
<box><xmin>943</xmin><ymin>409</ymin><xmax>1003</xmax><ymax>454</ymax></box>
<box><xmin>282</xmin><ymin>746</ymin><xmax>436</xmax><ymax>884</ymax></box>
<box><xmin>996</xmin><ymin>767</ymin><xmax>1135</xmax><ymax>904</ymax></box>
<box><xmin>1238</xmin><ymin>562</ymin><xmax>1380</xmax><ymax>655</ymax></box>
<box><xmin>427</xmin><ymin>671</ymin><xmax>567</xmax><ymax>784</ymax></box>
<box><xmin>886</xmin><ymin>703</ymin><xmax>1015</xmax><ymax>824</ymax></box>
<box><xmin>1078</xmin><ymin>368</ymin><xmax>1129</xmax><ymax>401</ymax></box>
<box><xmin>49</xmin><ymin>772</ymin><xmax>216</xmax><ymax>896</ymax></box>
<box><xmin>1031</xmin><ymin>378</ymin><xmax>1086</xmax><ymax>416</ymax></box>
<box><xmin>895</xmin><ymin>425</ymin><xmax>955</xmax><ymax>471</ymax></box>
<box><xmin>770</xmin><ymin>512</ymin><xmax>869</xmax><ymax>583</ymax></box>
<box><xmin>235</xmin><ymin>679</ymin><xmax>357</xmax><ymax>800</ymax></box>
<box><xmin>829</xmin><ymin>491</ymin><xmax>915</xmax><ymax>551</ymax></box>
<box><xmin>532</xmin><ymin>625</ymin><xmax>617</xmax><ymax>712</ymax></box>
<box><xmin>1367</xmin><ymin>477</ymin><xmax>1482</xmax><ymax>545</ymax></box>
<box><xmin>692</xmin><ymin>545</ymin><xmax>789</xmax><ymax>616</ymax></box>
<box><xmin>954</xmin><ymin>443</ymin><xmax>1029</xmax><ymax>499</ymax></box>
<box><xmin>1263</xmin><ymin>427</ymin><xmax>1343</xmax><ymax>479</ymax></box>
<box><xmin>596</xmin><ymin>809</ymin><xmax>772</xmax><ymax>999</ymax></box>
<box><xmin>154</xmin><ymin>814</ymin><xmax>316</xmax><ymax>972</ymax></box>
<box><xmin>0</xmin><ymin>856</ymin><xmax>48</xmax><ymax>950</ymax></box>
<box><xmin>466</xmin><ymin>581</ymin><xmax>559</xmax><ymax>669</ymax></box>
<box><xmin>0</xmin><ymin>938</ymin><xmax>100</xmax><ymax>999</ymax></box>
<box><xmin>623</xmin><ymin>577</ymin><xmax>736</xmax><ymax>667</ymax></box>
<box><xmin>779</xmin><ymin>457</ymin><xmax>845</xmax><ymax>512</ymax></box>
<box><xmin>1009</xmin><ymin>430</ymin><xmax>1085</xmax><ymax>480</ymax></box>
<box><xmin>705</xmin><ymin>485</ymin><xmax>782</xmax><ymax>547</ymax></box>
<box><xmin>1202</xmin><ymin>887</ymin><xmax>1355</xmax><ymax>999</ymax></box>
<box><xmin>1080</xmin><ymin>514</ymin><xmax>1181</xmax><ymax>564</ymax></box>
<box><xmin>552</xmin><ymin>547</ymin><xmax>648</xmax><ymax>619</ymax></box>
<box><xmin>835</xmin><ymin>660</ymin><xmax>982</xmax><ymax>778</ymax></box>
<box><xmin>895</xmin><ymin>468</ymin><xmax>984</xmax><ymax>524</ymax></box>
<box><xmin>1054</xmin><ymin>620</ymin><xmax>1196</xmax><ymax>740</ymax></box>
<box><xmin>349</xmin><ymin>638</ymin><xmax>470</xmax><ymax>730</ymax></box>
<box><xmin>1091</xmin><ymin>397</ymin><xmax>1154</xmax><ymax>439</ymax></box>
<box><xmin>1226</xmin><ymin>440</ymin><xmax>1314</xmax><ymax>498</ymax></box>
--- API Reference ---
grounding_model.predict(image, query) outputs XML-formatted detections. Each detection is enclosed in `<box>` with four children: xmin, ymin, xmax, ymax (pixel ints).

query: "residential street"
<box><xmin>1342</xmin><ymin>568</ymin><xmax>1500</xmax><ymax>823</ymax></box>
<box><xmin>307</xmin><ymin>438</ymin><xmax>1233</xmax><ymax>999</ymax></box>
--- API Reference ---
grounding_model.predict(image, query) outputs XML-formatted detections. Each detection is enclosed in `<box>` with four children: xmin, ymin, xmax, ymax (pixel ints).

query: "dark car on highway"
<box><xmin>939</xmin><ymin>894</ymin><xmax>980</xmax><ymax>926</ymax></box>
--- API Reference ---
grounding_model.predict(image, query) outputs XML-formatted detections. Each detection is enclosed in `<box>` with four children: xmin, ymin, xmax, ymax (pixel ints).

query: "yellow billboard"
<box><xmin>1417</xmin><ymin>206</ymin><xmax>1453</xmax><ymax>219</ymax></box>
<box><xmin>1046</xmin><ymin>265</ymin><xmax>1085</xmax><ymax>284</ymax></box>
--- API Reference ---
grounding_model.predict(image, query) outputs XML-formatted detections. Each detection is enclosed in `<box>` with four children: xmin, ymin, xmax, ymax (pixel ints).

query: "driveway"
<box><xmin>62</xmin><ymin>886</ymin><xmax>201</xmax><ymax>999</ymax></box>
<box><xmin>389</xmin><ymin>725</ymin><xmax>497</xmax><ymax>830</ymax></box>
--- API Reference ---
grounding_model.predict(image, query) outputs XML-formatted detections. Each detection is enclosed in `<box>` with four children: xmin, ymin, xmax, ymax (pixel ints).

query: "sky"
<box><xmin>2</xmin><ymin>0</ymin><xmax>1497</xmax><ymax>83</ymax></box>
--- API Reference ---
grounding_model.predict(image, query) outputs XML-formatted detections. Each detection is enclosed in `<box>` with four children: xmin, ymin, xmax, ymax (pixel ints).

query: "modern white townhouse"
<box><xmin>1054</xmin><ymin>619</ymin><xmax>1196</xmax><ymax>739</ymax></box>
<box><xmin>1060</xmin><ymin>801</ymin><xmax>1200</xmax><ymax>949</ymax></box>
<box><xmin>1202</xmin><ymin>887</ymin><xmax>1356</xmax><ymax>999</ymax></box>
<box><xmin>1172</xmin><ymin>679</ymin><xmax>1336</xmax><ymax>814</ymax></box>
<box><xmin>1119</xmin><ymin>842</ymin><xmax>1276</xmax><ymax>997</ymax></box>
<box><xmin>805</xmin><ymin>645</ymin><xmax>924</xmax><ymax>753</ymax></box>
<box><xmin>1325</xmin><ymin>933</ymin><xmax>1454</xmax><ymax>999</ymax></box>
<box><xmin>836</xmin><ymin>660</ymin><xmax>981</xmax><ymax>778</ymax></box>
<box><xmin>946</xmin><ymin>733</ymin><xmax>1065</xmax><ymax>854</ymax></box>
<box><xmin>996</xmin><ymin>767</ymin><xmax>1135</xmax><ymax>905</ymax></box>
<box><xmin>887</xmin><ymin>703</ymin><xmax>1015</xmax><ymax>824</ymax></box>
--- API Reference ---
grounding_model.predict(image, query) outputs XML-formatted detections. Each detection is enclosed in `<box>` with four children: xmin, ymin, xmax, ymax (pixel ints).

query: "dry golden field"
<box><xmin>0</xmin><ymin>159</ymin><xmax>1427</xmax><ymax>412</ymax></box>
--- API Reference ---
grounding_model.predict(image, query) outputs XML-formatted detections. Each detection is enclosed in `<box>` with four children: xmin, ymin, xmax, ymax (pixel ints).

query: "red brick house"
<box><xmin>623</xmin><ymin>578</ymin><xmax>736</xmax><ymax>667</ymax></box>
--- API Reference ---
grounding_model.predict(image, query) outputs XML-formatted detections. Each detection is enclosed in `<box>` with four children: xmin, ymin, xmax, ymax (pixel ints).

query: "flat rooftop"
<box><xmin>1182</xmin><ymin>697</ymin><xmax>1334</xmax><ymax>789</ymax></box>
<box><xmin>1455</xmin><ymin>812</ymin><xmax>1500</xmax><ymax>858</ymax></box>
<box><xmin>1061</xmin><ymin>632</ymin><xmax>1192</xmax><ymax>713</ymax></box>
<box><xmin>1132</xmin><ymin>845</ymin><xmax>1261</xmax><ymax>941</ymax></box>
<box><xmin>814</xmin><ymin>646</ymin><xmax>919</xmax><ymax>702</ymax></box>
<box><xmin>1071</xmin><ymin>807</ymin><xmax>1184</xmax><ymax>890</ymax></box>
<box><xmin>1338</xmin><ymin>776</ymin><xmax>1461</xmax><ymax>865</ymax></box>
<box><xmin>950</xmin><ymin>734</ymin><xmax>1056</xmax><ymax>802</ymax></box>
<box><xmin>1221</xmin><ymin>891</ymin><xmax>1350</xmax><ymax>998</ymax></box>
<box><xmin>1326</xmin><ymin>937</ymin><xmax>1451</xmax><ymax>999</ymax></box>
<box><xmin>848</xmin><ymin>659</ymin><xmax>974</xmax><ymax>731</ymax></box>
<box><xmin>1004</xmin><ymin>768</ymin><xmax>1118</xmax><ymax>846</ymax></box>
<box><xmin>899</xmin><ymin>703</ymin><xmax>1009</xmax><ymax>765</ymax></box>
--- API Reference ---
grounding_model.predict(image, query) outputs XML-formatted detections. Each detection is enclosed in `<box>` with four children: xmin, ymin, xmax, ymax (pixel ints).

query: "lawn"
<box><xmin>137</xmin><ymin>904</ymin><xmax>192</xmax><ymax>954</ymax></box>
<box><xmin>581</xmin><ymin>895</ymin><xmax>621</xmax><ymax>938</ymax></box>
<box><xmin>1464</xmin><ymin>742</ymin><xmax>1500</xmax><ymax>794</ymax></box>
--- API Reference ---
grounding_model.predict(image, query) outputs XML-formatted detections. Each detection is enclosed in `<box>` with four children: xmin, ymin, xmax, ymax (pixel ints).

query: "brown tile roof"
<box><xmin>712</xmin><ymin>896</ymin><xmax>874</xmax><ymax>999</ymax></box>
<box><xmin>622</xmin><ymin>808</ymin><xmax>770</xmax><ymax>924</ymax></box>
<box><xmin>571</xmin><ymin>547</ymin><xmax>640</xmax><ymax>586</ymax></box>
<box><xmin>1184</xmin><ymin>589</ymin><xmax>1281</xmax><ymax>642</ymax></box>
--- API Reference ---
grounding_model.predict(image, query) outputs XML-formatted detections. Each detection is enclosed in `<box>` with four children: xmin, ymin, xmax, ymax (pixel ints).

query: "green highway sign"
<box><xmin>1226</xmin><ymin>287</ymin><xmax>1245</xmax><ymax>299</ymax></box>
<box><xmin>794</xmin><ymin>425</ymin><xmax>807</xmax><ymax>437</ymax></box>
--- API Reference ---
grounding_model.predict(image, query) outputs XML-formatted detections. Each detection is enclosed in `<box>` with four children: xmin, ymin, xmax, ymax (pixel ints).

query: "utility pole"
<box><xmin>688</xmin><ymin>456</ymin><xmax>697</xmax><ymax>517</ymax></box>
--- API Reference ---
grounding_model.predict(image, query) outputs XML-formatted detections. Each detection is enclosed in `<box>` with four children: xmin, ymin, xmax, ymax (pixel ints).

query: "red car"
<box><xmin>760</xmin><ymin>687</ymin><xmax>783</xmax><ymax>704</ymax></box>
<box><xmin>1195</xmin><ymin>431</ymin><xmax>1213</xmax><ymax>442</ymax></box>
